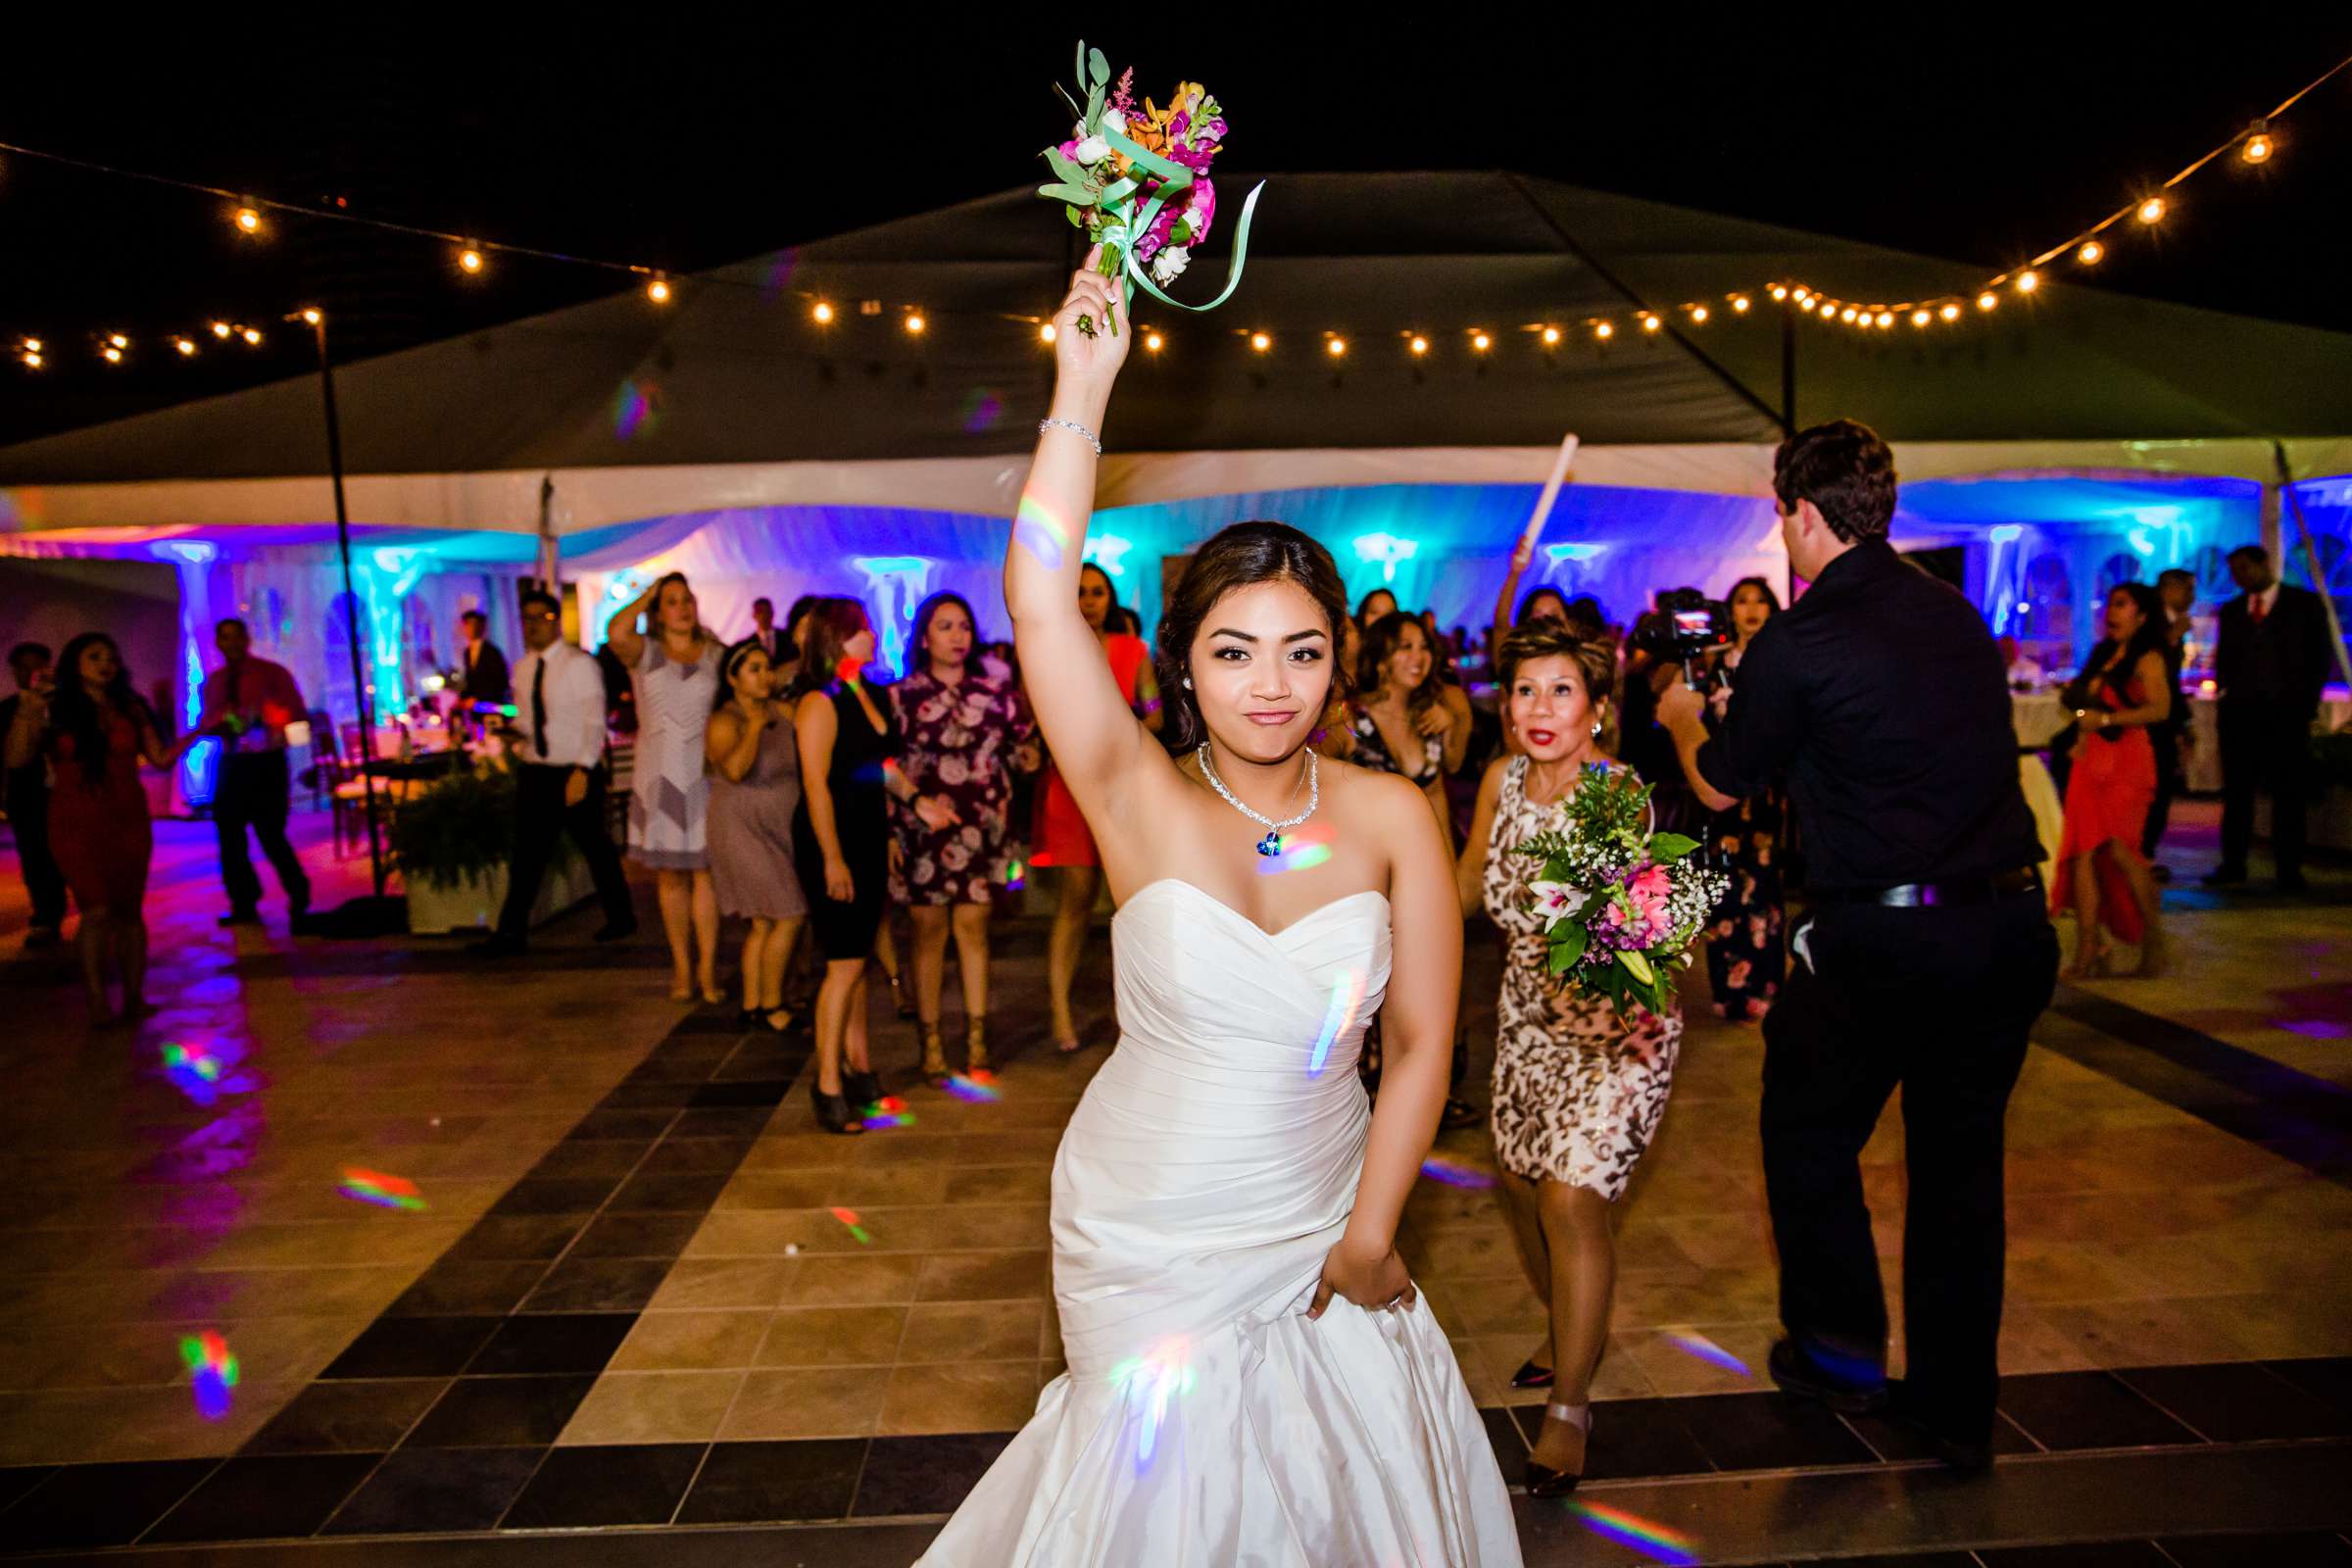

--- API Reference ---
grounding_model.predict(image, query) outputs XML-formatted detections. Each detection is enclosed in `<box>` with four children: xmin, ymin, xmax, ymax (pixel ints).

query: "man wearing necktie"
<box><xmin>2208</xmin><ymin>545</ymin><xmax>2333</xmax><ymax>891</ymax></box>
<box><xmin>748</xmin><ymin>598</ymin><xmax>782</xmax><ymax>663</ymax></box>
<box><xmin>470</xmin><ymin>590</ymin><xmax>636</xmax><ymax>956</ymax></box>
<box><xmin>198</xmin><ymin>618</ymin><xmax>312</xmax><ymax>927</ymax></box>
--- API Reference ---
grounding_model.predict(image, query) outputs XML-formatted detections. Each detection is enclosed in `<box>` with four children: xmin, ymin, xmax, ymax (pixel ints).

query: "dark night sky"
<box><xmin>3</xmin><ymin>21</ymin><xmax>2347</xmax><ymax>445</ymax></box>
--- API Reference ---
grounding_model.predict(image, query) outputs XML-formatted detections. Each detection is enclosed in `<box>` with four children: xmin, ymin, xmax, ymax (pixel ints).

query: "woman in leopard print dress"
<box><xmin>1456</xmin><ymin>622</ymin><xmax>1683</xmax><ymax>1494</ymax></box>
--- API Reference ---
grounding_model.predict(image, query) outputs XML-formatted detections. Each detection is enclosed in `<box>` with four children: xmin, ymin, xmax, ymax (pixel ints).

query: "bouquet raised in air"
<box><xmin>1517</xmin><ymin>765</ymin><xmax>1729</xmax><ymax>1019</ymax></box>
<box><xmin>1037</xmin><ymin>41</ymin><xmax>1261</xmax><ymax>327</ymax></box>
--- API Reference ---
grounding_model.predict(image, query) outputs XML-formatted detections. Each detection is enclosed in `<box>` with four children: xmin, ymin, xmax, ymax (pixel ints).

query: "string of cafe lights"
<box><xmin>7</xmin><ymin>49</ymin><xmax>2345</xmax><ymax>374</ymax></box>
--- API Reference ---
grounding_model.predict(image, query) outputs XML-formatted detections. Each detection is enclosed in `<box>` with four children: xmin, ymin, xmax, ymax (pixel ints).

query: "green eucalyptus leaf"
<box><xmin>1089</xmin><ymin>47</ymin><xmax>1109</xmax><ymax>86</ymax></box>
<box><xmin>1054</xmin><ymin>82</ymin><xmax>1082</xmax><ymax>120</ymax></box>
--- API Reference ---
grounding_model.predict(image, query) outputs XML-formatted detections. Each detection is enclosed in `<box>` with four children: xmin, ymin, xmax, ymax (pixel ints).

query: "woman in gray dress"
<box><xmin>608</xmin><ymin>571</ymin><xmax>723</xmax><ymax>1003</ymax></box>
<box><xmin>707</xmin><ymin>640</ymin><xmax>807</xmax><ymax>1033</ymax></box>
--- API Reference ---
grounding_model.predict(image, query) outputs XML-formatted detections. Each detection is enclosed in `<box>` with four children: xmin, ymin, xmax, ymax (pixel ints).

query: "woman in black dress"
<box><xmin>791</xmin><ymin>599</ymin><xmax>957</xmax><ymax>1133</ymax></box>
<box><xmin>1698</xmin><ymin>576</ymin><xmax>1788</xmax><ymax>1021</ymax></box>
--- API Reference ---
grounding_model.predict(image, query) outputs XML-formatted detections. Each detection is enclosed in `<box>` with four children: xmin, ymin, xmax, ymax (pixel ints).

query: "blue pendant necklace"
<box><xmin>1197</xmin><ymin>743</ymin><xmax>1320</xmax><ymax>857</ymax></box>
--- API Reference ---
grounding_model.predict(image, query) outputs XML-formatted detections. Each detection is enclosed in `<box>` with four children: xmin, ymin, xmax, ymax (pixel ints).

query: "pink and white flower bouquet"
<box><xmin>1517</xmin><ymin>764</ymin><xmax>1728</xmax><ymax>1019</ymax></box>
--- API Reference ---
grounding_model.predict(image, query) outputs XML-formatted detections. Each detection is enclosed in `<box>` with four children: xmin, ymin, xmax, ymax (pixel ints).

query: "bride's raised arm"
<box><xmin>1004</xmin><ymin>253</ymin><xmax>1167</xmax><ymax>832</ymax></box>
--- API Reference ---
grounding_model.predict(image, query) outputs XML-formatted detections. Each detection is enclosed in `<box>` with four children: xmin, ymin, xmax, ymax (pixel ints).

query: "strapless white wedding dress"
<box><xmin>916</xmin><ymin>878</ymin><xmax>1522</xmax><ymax>1567</ymax></box>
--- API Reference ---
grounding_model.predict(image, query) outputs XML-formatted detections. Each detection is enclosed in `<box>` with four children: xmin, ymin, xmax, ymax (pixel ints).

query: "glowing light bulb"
<box><xmin>1039</xmin><ymin>321</ymin><xmax>1057</xmax><ymax>344</ymax></box>
<box><xmin>1977</xmin><ymin>291</ymin><xmax>1998</xmax><ymax>312</ymax></box>
<box><xmin>300</xmin><ymin>308</ymin><xmax>322</xmax><ymax>325</ymax></box>
<box><xmin>1839</xmin><ymin>307</ymin><xmax>1858</xmax><ymax>323</ymax></box>
<box><xmin>242</xmin><ymin>327</ymin><xmax>262</xmax><ymax>345</ymax></box>
<box><xmin>108</xmin><ymin>334</ymin><xmax>128</xmax><ymax>349</ymax></box>
<box><xmin>1250</xmin><ymin>331</ymin><xmax>1271</xmax><ymax>352</ymax></box>
<box><xmin>458</xmin><ymin>246</ymin><xmax>485</xmax><ymax>273</ymax></box>
<box><xmin>102</xmin><ymin>345</ymin><xmax>122</xmax><ymax>364</ymax></box>
<box><xmin>2136</xmin><ymin>197</ymin><xmax>2166</xmax><ymax>225</ymax></box>
<box><xmin>904</xmin><ymin>313</ymin><xmax>925</xmax><ymax>334</ymax></box>
<box><xmin>1541</xmin><ymin>325</ymin><xmax>1560</xmax><ymax>345</ymax></box>
<box><xmin>2242</xmin><ymin>128</ymin><xmax>2273</xmax><ymax>165</ymax></box>
<box><xmin>1911</xmin><ymin>308</ymin><xmax>1932</xmax><ymax>326</ymax></box>
<box><xmin>23</xmin><ymin>337</ymin><xmax>41</xmax><ymax>354</ymax></box>
<box><xmin>1146</xmin><ymin>330</ymin><xmax>1164</xmax><ymax>352</ymax></box>
<box><xmin>1326</xmin><ymin>336</ymin><xmax>1347</xmax><ymax>357</ymax></box>
<box><xmin>2078</xmin><ymin>240</ymin><xmax>2104</xmax><ymax>266</ymax></box>
<box><xmin>811</xmin><ymin>300</ymin><xmax>835</xmax><ymax>324</ymax></box>
<box><xmin>1792</xmin><ymin>286</ymin><xmax>1811</xmax><ymax>303</ymax></box>
<box><xmin>233</xmin><ymin>206</ymin><xmax>261</xmax><ymax>234</ymax></box>
<box><xmin>1470</xmin><ymin>330</ymin><xmax>1491</xmax><ymax>351</ymax></box>
<box><xmin>1732</xmin><ymin>295</ymin><xmax>1751</xmax><ymax>313</ymax></box>
<box><xmin>1875</xmin><ymin>311</ymin><xmax>1893</xmax><ymax>327</ymax></box>
<box><xmin>1771</xmin><ymin>284</ymin><xmax>1789</xmax><ymax>301</ymax></box>
<box><xmin>1594</xmin><ymin>320</ymin><xmax>1614</xmax><ymax>340</ymax></box>
<box><xmin>1641</xmin><ymin>314</ymin><xmax>1661</xmax><ymax>332</ymax></box>
<box><xmin>646</xmin><ymin>275</ymin><xmax>672</xmax><ymax>304</ymax></box>
<box><xmin>1939</xmin><ymin>302</ymin><xmax>1961</xmax><ymax>321</ymax></box>
<box><xmin>1690</xmin><ymin>305</ymin><xmax>1709</xmax><ymax>323</ymax></box>
<box><xmin>2017</xmin><ymin>270</ymin><xmax>2039</xmax><ymax>293</ymax></box>
<box><xmin>174</xmin><ymin>337</ymin><xmax>196</xmax><ymax>355</ymax></box>
<box><xmin>1407</xmin><ymin>334</ymin><xmax>1428</xmax><ymax>355</ymax></box>
<box><xmin>21</xmin><ymin>352</ymin><xmax>40</xmax><ymax>368</ymax></box>
<box><xmin>210</xmin><ymin>320</ymin><xmax>231</xmax><ymax>339</ymax></box>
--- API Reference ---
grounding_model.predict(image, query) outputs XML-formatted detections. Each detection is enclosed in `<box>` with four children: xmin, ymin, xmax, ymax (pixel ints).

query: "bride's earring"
<box><xmin>1184</xmin><ymin>677</ymin><xmax>1194</xmax><ymax>690</ymax></box>
<box><xmin>1591</xmin><ymin>719</ymin><xmax>1602</xmax><ymax>736</ymax></box>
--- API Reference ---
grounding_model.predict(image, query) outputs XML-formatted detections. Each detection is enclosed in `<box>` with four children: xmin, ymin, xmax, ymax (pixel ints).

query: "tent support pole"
<box><xmin>2273</xmin><ymin>442</ymin><xmax>2352</xmax><ymax>692</ymax></box>
<box><xmin>1781</xmin><ymin>308</ymin><xmax>1796</xmax><ymax>434</ymax></box>
<box><xmin>309</xmin><ymin>314</ymin><xmax>389</xmax><ymax>902</ymax></box>
<box><xmin>1502</xmin><ymin>172</ymin><xmax>1791</xmax><ymax>439</ymax></box>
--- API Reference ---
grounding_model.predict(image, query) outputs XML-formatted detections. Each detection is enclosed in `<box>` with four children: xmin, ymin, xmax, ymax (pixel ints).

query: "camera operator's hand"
<box><xmin>1656</xmin><ymin>679</ymin><xmax>1707</xmax><ymax>733</ymax></box>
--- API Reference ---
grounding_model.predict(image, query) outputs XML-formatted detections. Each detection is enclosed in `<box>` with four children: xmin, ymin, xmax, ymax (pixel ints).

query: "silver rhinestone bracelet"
<box><xmin>1038</xmin><ymin>417</ymin><xmax>1102</xmax><ymax>455</ymax></box>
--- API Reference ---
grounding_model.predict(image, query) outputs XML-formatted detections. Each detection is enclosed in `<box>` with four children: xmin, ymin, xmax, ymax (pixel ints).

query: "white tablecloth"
<box><xmin>2013</xmin><ymin>689</ymin><xmax>2352</xmax><ymax>794</ymax></box>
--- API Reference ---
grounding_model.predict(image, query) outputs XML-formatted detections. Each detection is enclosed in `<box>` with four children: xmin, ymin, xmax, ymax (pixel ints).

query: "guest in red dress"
<box><xmin>1031</xmin><ymin>562</ymin><xmax>1160</xmax><ymax>1052</ymax></box>
<box><xmin>2051</xmin><ymin>583</ymin><xmax>2172</xmax><ymax>978</ymax></box>
<box><xmin>3</xmin><ymin>633</ymin><xmax>172</xmax><ymax>1024</ymax></box>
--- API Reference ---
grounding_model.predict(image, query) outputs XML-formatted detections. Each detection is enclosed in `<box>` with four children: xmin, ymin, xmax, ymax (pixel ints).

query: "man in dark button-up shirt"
<box><xmin>1658</xmin><ymin>419</ymin><xmax>2057</xmax><ymax>1471</ymax></box>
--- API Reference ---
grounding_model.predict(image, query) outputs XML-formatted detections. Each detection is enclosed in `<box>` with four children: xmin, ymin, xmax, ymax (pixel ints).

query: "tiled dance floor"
<box><xmin>0</xmin><ymin>808</ymin><xmax>2347</xmax><ymax>1564</ymax></box>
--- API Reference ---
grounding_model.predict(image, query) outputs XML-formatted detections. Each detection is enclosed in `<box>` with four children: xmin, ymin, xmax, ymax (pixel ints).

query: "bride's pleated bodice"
<box><xmin>916</xmin><ymin>877</ymin><xmax>1521</xmax><ymax>1567</ymax></box>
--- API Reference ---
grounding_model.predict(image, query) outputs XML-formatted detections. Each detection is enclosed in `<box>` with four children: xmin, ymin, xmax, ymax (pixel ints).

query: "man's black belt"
<box><xmin>1810</xmin><ymin>867</ymin><xmax>2042</xmax><ymax>908</ymax></box>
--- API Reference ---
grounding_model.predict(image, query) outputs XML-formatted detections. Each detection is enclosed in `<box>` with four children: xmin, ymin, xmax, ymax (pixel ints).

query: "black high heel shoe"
<box><xmin>1523</xmin><ymin>1401</ymin><xmax>1589</xmax><ymax>1497</ymax></box>
<box><xmin>1509</xmin><ymin>1355</ymin><xmax>1555</xmax><ymax>1390</ymax></box>
<box><xmin>842</xmin><ymin>1067</ymin><xmax>884</xmax><ymax>1107</ymax></box>
<box><xmin>810</xmin><ymin>1082</ymin><xmax>865</xmax><ymax>1136</ymax></box>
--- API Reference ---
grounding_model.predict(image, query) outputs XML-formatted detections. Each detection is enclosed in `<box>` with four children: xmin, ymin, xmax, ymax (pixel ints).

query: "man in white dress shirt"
<box><xmin>746</xmin><ymin>597</ymin><xmax>786</xmax><ymax>663</ymax></box>
<box><xmin>469</xmin><ymin>591</ymin><xmax>637</xmax><ymax>956</ymax></box>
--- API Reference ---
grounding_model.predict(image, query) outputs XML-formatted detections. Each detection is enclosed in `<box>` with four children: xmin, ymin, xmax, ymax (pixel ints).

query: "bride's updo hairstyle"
<box><xmin>1155</xmin><ymin>521</ymin><xmax>1350</xmax><ymax>750</ymax></box>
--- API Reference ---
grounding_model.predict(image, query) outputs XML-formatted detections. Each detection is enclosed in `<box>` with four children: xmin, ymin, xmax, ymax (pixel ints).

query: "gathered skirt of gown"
<box><xmin>916</xmin><ymin>877</ymin><xmax>1520</xmax><ymax>1567</ymax></box>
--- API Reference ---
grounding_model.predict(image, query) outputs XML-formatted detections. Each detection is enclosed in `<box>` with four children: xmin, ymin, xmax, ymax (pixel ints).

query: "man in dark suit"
<box><xmin>457</xmin><ymin>610</ymin><xmax>512</xmax><ymax>705</ymax></box>
<box><xmin>746</xmin><ymin>598</ymin><xmax>785</xmax><ymax>663</ymax></box>
<box><xmin>2208</xmin><ymin>545</ymin><xmax>2334</xmax><ymax>891</ymax></box>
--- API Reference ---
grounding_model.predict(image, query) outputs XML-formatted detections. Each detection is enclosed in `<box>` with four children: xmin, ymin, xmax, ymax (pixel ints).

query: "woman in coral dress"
<box><xmin>2052</xmin><ymin>582</ymin><xmax>2172</xmax><ymax>977</ymax></box>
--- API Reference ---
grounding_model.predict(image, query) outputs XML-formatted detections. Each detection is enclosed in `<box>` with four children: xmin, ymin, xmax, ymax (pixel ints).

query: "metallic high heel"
<box><xmin>919</xmin><ymin>1026</ymin><xmax>949</xmax><ymax>1081</ymax></box>
<box><xmin>1523</xmin><ymin>1400</ymin><xmax>1590</xmax><ymax>1497</ymax></box>
<box><xmin>965</xmin><ymin>1016</ymin><xmax>990</xmax><ymax>1074</ymax></box>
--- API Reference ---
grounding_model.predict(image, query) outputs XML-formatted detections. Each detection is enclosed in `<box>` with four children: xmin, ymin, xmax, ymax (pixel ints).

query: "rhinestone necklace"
<box><xmin>1196</xmin><ymin>742</ymin><xmax>1320</xmax><ymax>858</ymax></box>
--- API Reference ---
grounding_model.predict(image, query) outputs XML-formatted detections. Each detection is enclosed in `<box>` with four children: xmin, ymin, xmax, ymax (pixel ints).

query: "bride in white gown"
<box><xmin>914</xmin><ymin>255</ymin><xmax>1521</xmax><ymax>1566</ymax></box>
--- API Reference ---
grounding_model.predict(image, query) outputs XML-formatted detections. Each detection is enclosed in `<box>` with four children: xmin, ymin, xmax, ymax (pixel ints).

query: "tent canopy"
<box><xmin>4</xmin><ymin>172</ymin><xmax>2350</xmax><ymax>538</ymax></box>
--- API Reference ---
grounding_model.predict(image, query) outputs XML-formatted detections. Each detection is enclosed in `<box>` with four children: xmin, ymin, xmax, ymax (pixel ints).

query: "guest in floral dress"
<box><xmin>1455</xmin><ymin>622</ymin><xmax>1683</xmax><ymax>1495</ymax></box>
<box><xmin>890</xmin><ymin>592</ymin><xmax>1037</xmax><ymax>1080</ymax></box>
<box><xmin>1700</xmin><ymin>576</ymin><xmax>1788</xmax><ymax>1022</ymax></box>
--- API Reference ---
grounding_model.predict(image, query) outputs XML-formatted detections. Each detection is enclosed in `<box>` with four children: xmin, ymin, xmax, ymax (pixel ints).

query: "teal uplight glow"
<box><xmin>851</xmin><ymin>555</ymin><xmax>938</xmax><ymax>676</ymax></box>
<box><xmin>1352</xmin><ymin>531</ymin><xmax>1419</xmax><ymax>582</ymax></box>
<box><xmin>1082</xmin><ymin>532</ymin><xmax>1134</xmax><ymax>577</ymax></box>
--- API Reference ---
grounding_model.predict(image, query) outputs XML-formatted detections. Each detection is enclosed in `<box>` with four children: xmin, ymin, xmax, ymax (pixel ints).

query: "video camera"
<box><xmin>1629</xmin><ymin>588</ymin><xmax>1734</xmax><ymax>683</ymax></box>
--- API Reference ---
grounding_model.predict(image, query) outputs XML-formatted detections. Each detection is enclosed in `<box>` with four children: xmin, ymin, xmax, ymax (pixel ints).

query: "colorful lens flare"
<box><xmin>998</xmin><ymin>858</ymin><xmax>1028</xmax><ymax>893</ymax></box>
<box><xmin>1418</xmin><ymin>1155</ymin><xmax>1497</xmax><ymax>1188</ymax></box>
<box><xmin>959</xmin><ymin>387</ymin><xmax>1004</xmax><ymax>433</ymax></box>
<box><xmin>1109</xmin><ymin>1340</ymin><xmax>1196</xmax><ymax>1472</ymax></box>
<box><xmin>611</xmin><ymin>377</ymin><xmax>662</xmax><ymax>441</ymax></box>
<box><xmin>179</xmin><ymin>1331</ymin><xmax>241</xmax><ymax>1421</ymax></box>
<box><xmin>830</xmin><ymin>1205</ymin><xmax>874</xmax><ymax>1245</ymax></box>
<box><xmin>1663</xmin><ymin>1329</ymin><xmax>1752</xmax><ymax>1377</ymax></box>
<box><xmin>1306</xmin><ymin>967</ymin><xmax>1369</xmax><ymax>1078</ymax></box>
<box><xmin>160</xmin><ymin>1039</ymin><xmax>260</xmax><ymax>1107</ymax></box>
<box><xmin>1254</xmin><ymin>822</ymin><xmax>1335</xmax><ymax>877</ymax></box>
<box><xmin>1566</xmin><ymin>1501</ymin><xmax>1700</xmax><ymax>1566</ymax></box>
<box><xmin>943</xmin><ymin>1070</ymin><xmax>1003</xmax><ymax>1103</ymax></box>
<box><xmin>338</xmin><ymin>1168</ymin><xmax>427</xmax><ymax>1211</ymax></box>
<box><xmin>857</xmin><ymin>1096</ymin><xmax>915</xmax><ymax>1131</ymax></box>
<box><xmin>1013</xmin><ymin>496</ymin><xmax>1069</xmax><ymax>571</ymax></box>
